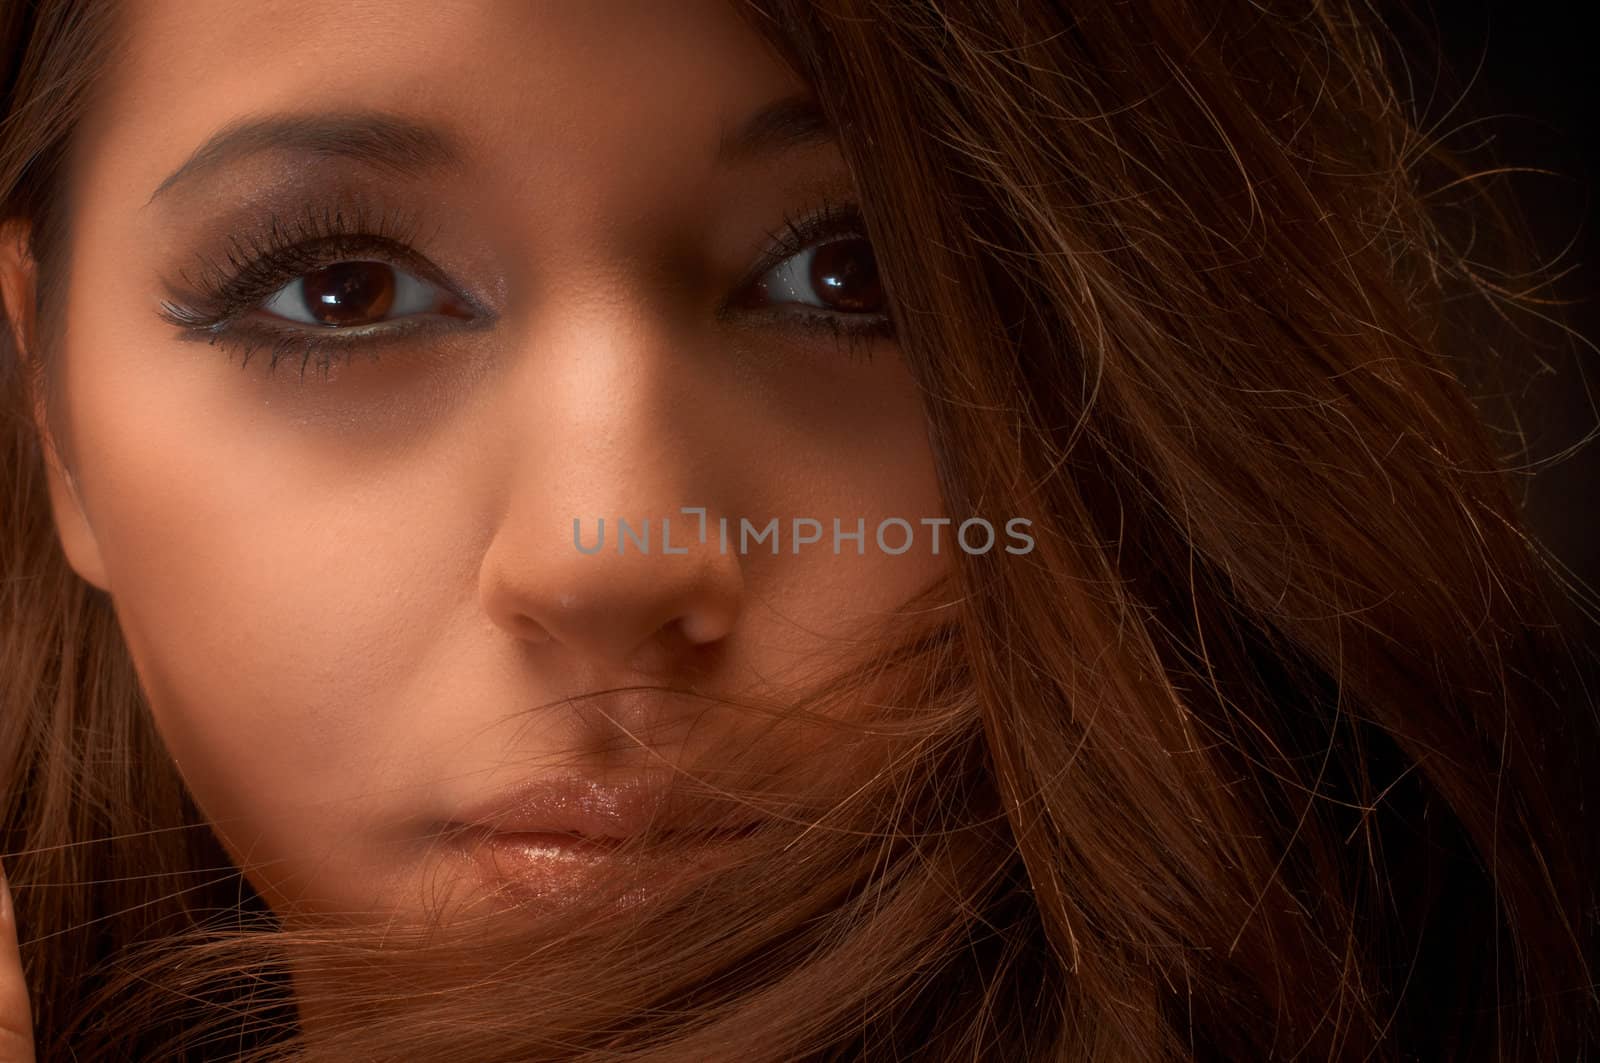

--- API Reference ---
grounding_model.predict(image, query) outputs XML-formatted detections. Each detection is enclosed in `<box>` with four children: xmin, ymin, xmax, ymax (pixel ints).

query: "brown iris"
<box><xmin>808</xmin><ymin>238</ymin><xmax>883</xmax><ymax>312</ymax></box>
<box><xmin>298</xmin><ymin>261</ymin><xmax>396</xmax><ymax>326</ymax></box>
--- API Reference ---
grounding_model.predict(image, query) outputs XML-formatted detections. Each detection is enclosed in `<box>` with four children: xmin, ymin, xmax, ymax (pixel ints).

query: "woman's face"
<box><xmin>12</xmin><ymin>0</ymin><xmax>947</xmax><ymax>919</ymax></box>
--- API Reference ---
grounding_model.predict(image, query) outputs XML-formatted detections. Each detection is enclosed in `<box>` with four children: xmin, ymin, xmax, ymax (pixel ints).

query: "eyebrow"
<box><xmin>716</xmin><ymin>93</ymin><xmax>835</xmax><ymax>164</ymax></box>
<box><xmin>147</xmin><ymin>95</ymin><xmax>835</xmax><ymax>207</ymax></box>
<box><xmin>145</xmin><ymin>111</ymin><xmax>461</xmax><ymax>206</ymax></box>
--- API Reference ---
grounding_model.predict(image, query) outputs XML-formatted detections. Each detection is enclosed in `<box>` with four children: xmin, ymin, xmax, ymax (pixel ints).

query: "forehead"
<box><xmin>77</xmin><ymin>0</ymin><xmax>808</xmax><ymax>206</ymax></box>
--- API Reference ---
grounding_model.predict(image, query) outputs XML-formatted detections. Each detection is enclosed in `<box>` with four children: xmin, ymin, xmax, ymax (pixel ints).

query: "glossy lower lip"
<box><xmin>450</xmin><ymin>825</ymin><xmax>748</xmax><ymax>911</ymax></box>
<box><xmin>456</xmin><ymin>829</ymin><xmax>627</xmax><ymax>906</ymax></box>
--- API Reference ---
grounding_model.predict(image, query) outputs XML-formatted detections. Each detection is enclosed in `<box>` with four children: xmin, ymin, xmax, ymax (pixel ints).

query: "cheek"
<box><xmin>768</xmin><ymin>360</ymin><xmax>951</xmax><ymax>625</ymax></box>
<box><xmin>57</xmin><ymin>333</ymin><xmax>472</xmax><ymax>838</ymax></box>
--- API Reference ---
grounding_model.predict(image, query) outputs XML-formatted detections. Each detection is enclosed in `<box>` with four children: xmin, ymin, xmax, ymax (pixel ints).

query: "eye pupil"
<box><xmin>300</xmin><ymin>261</ymin><xmax>397</xmax><ymax>326</ymax></box>
<box><xmin>809</xmin><ymin>239</ymin><xmax>883</xmax><ymax>312</ymax></box>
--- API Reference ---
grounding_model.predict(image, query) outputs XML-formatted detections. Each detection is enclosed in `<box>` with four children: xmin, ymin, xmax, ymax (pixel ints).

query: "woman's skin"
<box><xmin>0</xmin><ymin>0</ymin><xmax>952</xmax><ymax>1048</ymax></box>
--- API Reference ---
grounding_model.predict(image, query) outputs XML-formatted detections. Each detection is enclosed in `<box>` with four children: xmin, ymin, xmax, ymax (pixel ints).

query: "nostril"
<box><xmin>502</xmin><ymin>610</ymin><xmax>552</xmax><ymax>644</ymax></box>
<box><xmin>479</xmin><ymin>510</ymin><xmax>744</xmax><ymax>664</ymax></box>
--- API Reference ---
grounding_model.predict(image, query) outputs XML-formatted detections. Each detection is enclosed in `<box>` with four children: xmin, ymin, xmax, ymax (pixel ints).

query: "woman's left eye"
<box><xmin>749</xmin><ymin>236</ymin><xmax>885</xmax><ymax>316</ymax></box>
<box><xmin>259</xmin><ymin>260</ymin><xmax>468</xmax><ymax>328</ymax></box>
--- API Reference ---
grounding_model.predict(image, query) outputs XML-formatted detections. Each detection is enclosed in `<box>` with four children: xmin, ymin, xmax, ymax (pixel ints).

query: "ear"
<box><xmin>0</xmin><ymin>219</ymin><xmax>111</xmax><ymax>592</ymax></box>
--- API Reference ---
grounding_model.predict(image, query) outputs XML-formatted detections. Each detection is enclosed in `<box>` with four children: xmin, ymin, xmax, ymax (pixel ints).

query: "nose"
<box><xmin>475</xmin><ymin>314</ymin><xmax>745</xmax><ymax>673</ymax></box>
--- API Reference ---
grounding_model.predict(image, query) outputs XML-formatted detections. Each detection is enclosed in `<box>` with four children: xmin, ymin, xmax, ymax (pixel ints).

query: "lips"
<box><xmin>443</xmin><ymin>773</ymin><xmax>757</xmax><ymax>907</ymax></box>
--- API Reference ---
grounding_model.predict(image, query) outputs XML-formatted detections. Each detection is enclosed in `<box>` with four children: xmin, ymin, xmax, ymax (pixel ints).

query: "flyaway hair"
<box><xmin>2</xmin><ymin>1</ymin><xmax>1597</xmax><ymax>1059</ymax></box>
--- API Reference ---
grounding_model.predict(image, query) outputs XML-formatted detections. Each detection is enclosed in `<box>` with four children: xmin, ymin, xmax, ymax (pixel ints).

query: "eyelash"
<box><xmin>729</xmin><ymin>200</ymin><xmax>894</xmax><ymax>362</ymax></box>
<box><xmin>158</xmin><ymin>197</ymin><xmax>895</xmax><ymax>378</ymax></box>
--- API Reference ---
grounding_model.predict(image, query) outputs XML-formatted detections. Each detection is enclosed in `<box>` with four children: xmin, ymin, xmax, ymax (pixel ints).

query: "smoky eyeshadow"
<box><xmin>156</xmin><ymin>162</ymin><xmax>426</xmax><ymax>267</ymax></box>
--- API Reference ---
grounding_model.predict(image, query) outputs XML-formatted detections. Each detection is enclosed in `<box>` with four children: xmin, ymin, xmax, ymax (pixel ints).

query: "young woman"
<box><xmin>1</xmin><ymin>1</ymin><xmax>1595</xmax><ymax>1059</ymax></box>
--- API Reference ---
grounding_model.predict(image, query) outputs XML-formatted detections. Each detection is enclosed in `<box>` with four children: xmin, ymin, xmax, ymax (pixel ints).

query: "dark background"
<box><xmin>1395</xmin><ymin>1</ymin><xmax>1598</xmax><ymax>650</ymax></box>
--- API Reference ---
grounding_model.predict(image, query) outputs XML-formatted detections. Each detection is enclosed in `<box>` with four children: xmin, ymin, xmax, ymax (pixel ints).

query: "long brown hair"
<box><xmin>3</xmin><ymin>1</ymin><xmax>1596</xmax><ymax>1059</ymax></box>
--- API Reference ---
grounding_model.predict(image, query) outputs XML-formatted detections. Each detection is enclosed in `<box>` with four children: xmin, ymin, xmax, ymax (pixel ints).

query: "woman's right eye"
<box><xmin>258</xmin><ymin>259</ymin><xmax>472</xmax><ymax>330</ymax></box>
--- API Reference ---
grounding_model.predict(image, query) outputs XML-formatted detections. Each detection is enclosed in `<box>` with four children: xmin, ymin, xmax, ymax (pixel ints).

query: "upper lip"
<box><xmin>447</xmin><ymin>773</ymin><xmax>734</xmax><ymax>841</ymax></box>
